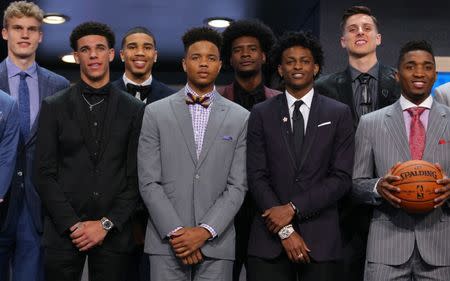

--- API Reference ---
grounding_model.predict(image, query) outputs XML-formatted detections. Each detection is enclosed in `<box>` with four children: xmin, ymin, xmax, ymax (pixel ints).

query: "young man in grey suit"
<box><xmin>0</xmin><ymin>2</ymin><xmax>69</xmax><ymax>281</ymax></box>
<box><xmin>353</xmin><ymin>40</ymin><xmax>450</xmax><ymax>280</ymax></box>
<box><xmin>433</xmin><ymin>82</ymin><xmax>450</xmax><ymax>106</ymax></box>
<box><xmin>138</xmin><ymin>27</ymin><xmax>248</xmax><ymax>281</ymax></box>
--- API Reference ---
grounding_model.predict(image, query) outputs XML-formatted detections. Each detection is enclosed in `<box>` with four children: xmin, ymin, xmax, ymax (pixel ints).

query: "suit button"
<box><xmin>93</xmin><ymin>192</ymin><xmax>99</xmax><ymax>196</ymax></box>
<box><xmin>93</xmin><ymin>122</ymin><xmax>98</xmax><ymax>127</ymax></box>
<box><xmin>17</xmin><ymin>171</ymin><xmax>23</xmax><ymax>177</ymax></box>
<box><xmin>295</xmin><ymin>178</ymin><xmax>299</xmax><ymax>182</ymax></box>
<box><xmin>195</xmin><ymin>174</ymin><xmax>200</xmax><ymax>179</ymax></box>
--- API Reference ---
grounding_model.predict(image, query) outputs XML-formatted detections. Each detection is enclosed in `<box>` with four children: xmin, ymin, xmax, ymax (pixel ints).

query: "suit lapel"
<box><xmin>423</xmin><ymin>102</ymin><xmax>447</xmax><ymax>158</ymax></box>
<box><xmin>0</xmin><ymin>61</ymin><xmax>9</xmax><ymax>94</ymax></box>
<box><xmin>278</xmin><ymin>94</ymin><xmax>297</xmax><ymax>169</ymax></box>
<box><xmin>377</xmin><ymin>64</ymin><xmax>399</xmax><ymax>108</ymax></box>
<box><xmin>197</xmin><ymin>95</ymin><xmax>228</xmax><ymax>168</ymax></box>
<box><xmin>298</xmin><ymin>93</ymin><xmax>320</xmax><ymax>172</ymax></box>
<box><xmin>96</xmin><ymin>85</ymin><xmax>119</xmax><ymax>162</ymax></box>
<box><xmin>339</xmin><ymin>69</ymin><xmax>358</xmax><ymax>126</ymax></box>
<box><xmin>384</xmin><ymin>101</ymin><xmax>410</xmax><ymax>161</ymax></box>
<box><xmin>171</xmin><ymin>91</ymin><xmax>197</xmax><ymax>165</ymax></box>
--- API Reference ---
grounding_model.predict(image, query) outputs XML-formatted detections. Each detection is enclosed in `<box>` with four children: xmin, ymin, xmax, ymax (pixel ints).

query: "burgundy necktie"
<box><xmin>406</xmin><ymin>107</ymin><xmax>426</xmax><ymax>160</ymax></box>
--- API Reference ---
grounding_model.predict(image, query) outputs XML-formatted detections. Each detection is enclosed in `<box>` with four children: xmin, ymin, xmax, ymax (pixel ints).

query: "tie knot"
<box><xmin>185</xmin><ymin>92</ymin><xmax>211</xmax><ymax>108</ymax></box>
<box><xmin>19</xmin><ymin>72</ymin><xmax>28</xmax><ymax>80</ymax></box>
<box><xmin>406</xmin><ymin>107</ymin><xmax>426</xmax><ymax>117</ymax></box>
<box><xmin>358</xmin><ymin>73</ymin><xmax>371</xmax><ymax>84</ymax></box>
<box><xmin>293</xmin><ymin>100</ymin><xmax>304</xmax><ymax>111</ymax></box>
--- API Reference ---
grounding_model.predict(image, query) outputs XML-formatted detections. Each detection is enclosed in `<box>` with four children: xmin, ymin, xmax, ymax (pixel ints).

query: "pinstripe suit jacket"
<box><xmin>353</xmin><ymin>99</ymin><xmax>450</xmax><ymax>266</ymax></box>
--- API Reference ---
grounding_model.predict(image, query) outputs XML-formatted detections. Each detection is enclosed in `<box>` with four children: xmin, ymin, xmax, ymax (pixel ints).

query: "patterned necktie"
<box><xmin>18</xmin><ymin>72</ymin><xmax>30</xmax><ymax>140</ymax></box>
<box><xmin>293</xmin><ymin>100</ymin><xmax>304</xmax><ymax>167</ymax></box>
<box><xmin>185</xmin><ymin>92</ymin><xmax>211</xmax><ymax>108</ymax></box>
<box><xmin>126</xmin><ymin>83</ymin><xmax>151</xmax><ymax>101</ymax></box>
<box><xmin>406</xmin><ymin>107</ymin><xmax>426</xmax><ymax>160</ymax></box>
<box><xmin>357</xmin><ymin>73</ymin><xmax>372</xmax><ymax>116</ymax></box>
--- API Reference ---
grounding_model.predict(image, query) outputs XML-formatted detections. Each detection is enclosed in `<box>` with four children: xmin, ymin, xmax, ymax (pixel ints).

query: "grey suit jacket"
<box><xmin>353</xmin><ymin>100</ymin><xmax>450</xmax><ymax>266</ymax></box>
<box><xmin>138</xmin><ymin>88</ymin><xmax>248</xmax><ymax>260</ymax></box>
<box><xmin>433</xmin><ymin>82</ymin><xmax>450</xmax><ymax>106</ymax></box>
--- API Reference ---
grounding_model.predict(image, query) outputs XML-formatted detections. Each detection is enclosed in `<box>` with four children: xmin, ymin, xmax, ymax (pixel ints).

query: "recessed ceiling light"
<box><xmin>61</xmin><ymin>54</ymin><xmax>76</xmax><ymax>64</ymax></box>
<box><xmin>43</xmin><ymin>13</ymin><xmax>69</xmax><ymax>24</ymax></box>
<box><xmin>204</xmin><ymin>17</ymin><xmax>233</xmax><ymax>28</ymax></box>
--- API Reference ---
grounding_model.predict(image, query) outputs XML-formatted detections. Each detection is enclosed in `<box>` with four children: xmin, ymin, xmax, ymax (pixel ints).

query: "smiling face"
<box><xmin>120</xmin><ymin>32</ymin><xmax>157</xmax><ymax>83</ymax></box>
<box><xmin>74</xmin><ymin>34</ymin><xmax>115</xmax><ymax>88</ymax></box>
<box><xmin>2</xmin><ymin>16</ymin><xmax>42</xmax><ymax>63</ymax></box>
<box><xmin>340</xmin><ymin>14</ymin><xmax>381</xmax><ymax>58</ymax></box>
<box><xmin>396</xmin><ymin>50</ymin><xmax>436</xmax><ymax>105</ymax></box>
<box><xmin>182</xmin><ymin>40</ymin><xmax>222</xmax><ymax>95</ymax></box>
<box><xmin>230</xmin><ymin>36</ymin><xmax>265</xmax><ymax>78</ymax></box>
<box><xmin>278</xmin><ymin>46</ymin><xmax>318</xmax><ymax>98</ymax></box>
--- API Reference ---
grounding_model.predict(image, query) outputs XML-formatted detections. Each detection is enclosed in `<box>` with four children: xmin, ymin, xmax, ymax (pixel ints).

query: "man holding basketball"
<box><xmin>353</xmin><ymin>40</ymin><xmax>450</xmax><ymax>280</ymax></box>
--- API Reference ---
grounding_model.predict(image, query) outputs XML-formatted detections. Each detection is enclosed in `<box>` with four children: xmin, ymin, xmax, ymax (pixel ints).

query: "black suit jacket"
<box><xmin>315</xmin><ymin>64</ymin><xmax>400</xmax><ymax>127</ymax></box>
<box><xmin>34</xmin><ymin>83</ymin><xmax>144</xmax><ymax>253</ymax></box>
<box><xmin>247</xmin><ymin>91</ymin><xmax>354</xmax><ymax>261</ymax></box>
<box><xmin>112</xmin><ymin>77</ymin><xmax>175</xmax><ymax>105</ymax></box>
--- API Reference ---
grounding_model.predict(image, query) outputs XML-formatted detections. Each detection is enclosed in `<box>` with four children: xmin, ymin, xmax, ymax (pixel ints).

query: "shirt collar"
<box><xmin>185</xmin><ymin>83</ymin><xmax>216</xmax><ymax>101</ymax></box>
<box><xmin>286</xmin><ymin>88</ymin><xmax>314</xmax><ymax>110</ymax></box>
<box><xmin>122</xmin><ymin>73</ymin><xmax>152</xmax><ymax>87</ymax></box>
<box><xmin>6</xmin><ymin>57</ymin><xmax>37</xmax><ymax>79</ymax></box>
<box><xmin>350</xmin><ymin>61</ymin><xmax>379</xmax><ymax>81</ymax></box>
<box><xmin>400</xmin><ymin>95</ymin><xmax>433</xmax><ymax>111</ymax></box>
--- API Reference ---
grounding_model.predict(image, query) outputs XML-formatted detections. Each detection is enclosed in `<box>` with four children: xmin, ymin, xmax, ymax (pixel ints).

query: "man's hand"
<box><xmin>376</xmin><ymin>163</ymin><xmax>402</xmax><ymax>208</ymax></box>
<box><xmin>435</xmin><ymin>163</ymin><xmax>450</xmax><ymax>208</ymax></box>
<box><xmin>262</xmin><ymin>204</ymin><xmax>295</xmax><ymax>233</ymax></box>
<box><xmin>169</xmin><ymin>227</ymin><xmax>211</xmax><ymax>258</ymax></box>
<box><xmin>70</xmin><ymin>220</ymin><xmax>107</xmax><ymax>251</ymax></box>
<box><xmin>281</xmin><ymin>231</ymin><xmax>311</xmax><ymax>263</ymax></box>
<box><xmin>181</xmin><ymin>249</ymin><xmax>203</xmax><ymax>265</ymax></box>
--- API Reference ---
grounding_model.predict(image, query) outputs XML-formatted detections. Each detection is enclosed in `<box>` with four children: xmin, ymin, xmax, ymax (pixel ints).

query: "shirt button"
<box><xmin>93</xmin><ymin>192</ymin><xmax>99</xmax><ymax>196</ymax></box>
<box><xmin>195</xmin><ymin>174</ymin><xmax>200</xmax><ymax>179</ymax></box>
<box><xmin>17</xmin><ymin>171</ymin><xmax>23</xmax><ymax>177</ymax></box>
<box><xmin>93</xmin><ymin>122</ymin><xmax>98</xmax><ymax>126</ymax></box>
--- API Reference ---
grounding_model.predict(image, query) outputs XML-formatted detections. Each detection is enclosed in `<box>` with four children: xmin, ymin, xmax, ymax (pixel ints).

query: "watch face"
<box><xmin>102</xmin><ymin>219</ymin><xmax>113</xmax><ymax>230</ymax></box>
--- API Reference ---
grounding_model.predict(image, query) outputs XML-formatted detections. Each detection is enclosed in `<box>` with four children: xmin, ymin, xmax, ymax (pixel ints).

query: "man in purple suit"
<box><xmin>246</xmin><ymin>31</ymin><xmax>354</xmax><ymax>281</ymax></box>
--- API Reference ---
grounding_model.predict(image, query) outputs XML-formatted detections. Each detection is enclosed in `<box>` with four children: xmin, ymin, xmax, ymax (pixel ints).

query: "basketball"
<box><xmin>391</xmin><ymin>160</ymin><xmax>443</xmax><ymax>213</ymax></box>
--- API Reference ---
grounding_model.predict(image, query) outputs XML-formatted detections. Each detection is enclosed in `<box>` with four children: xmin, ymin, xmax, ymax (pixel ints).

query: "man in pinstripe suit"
<box><xmin>353</xmin><ymin>40</ymin><xmax>450</xmax><ymax>280</ymax></box>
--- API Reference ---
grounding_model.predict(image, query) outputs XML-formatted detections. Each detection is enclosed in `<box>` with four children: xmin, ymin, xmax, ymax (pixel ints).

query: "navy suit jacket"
<box><xmin>0</xmin><ymin>60</ymin><xmax>69</xmax><ymax>232</ymax></box>
<box><xmin>247</xmin><ymin>91</ymin><xmax>354</xmax><ymax>261</ymax></box>
<box><xmin>112</xmin><ymin>77</ymin><xmax>175</xmax><ymax>105</ymax></box>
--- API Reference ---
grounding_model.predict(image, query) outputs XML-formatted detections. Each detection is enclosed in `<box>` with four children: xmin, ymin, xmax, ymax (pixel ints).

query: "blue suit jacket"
<box><xmin>0</xmin><ymin>60</ymin><xmax>69</xmax><ymax>232</ymax></box>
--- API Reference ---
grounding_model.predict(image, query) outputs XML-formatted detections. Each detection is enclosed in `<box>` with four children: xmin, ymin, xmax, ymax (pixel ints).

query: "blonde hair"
<box><xmin>3</xmin><ymin>1</ymin><xmax>44</xmax><ymax>28</ymax></box>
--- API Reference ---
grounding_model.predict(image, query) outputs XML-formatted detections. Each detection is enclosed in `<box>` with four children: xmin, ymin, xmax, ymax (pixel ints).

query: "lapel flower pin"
<box><xmin>282</xmin><ymin>117</ymin><xmax>288</xmax><ymax>122</ymax></box>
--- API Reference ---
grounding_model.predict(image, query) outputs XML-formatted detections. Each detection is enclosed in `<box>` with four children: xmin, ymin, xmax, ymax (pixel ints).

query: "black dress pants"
<box><xmin>44</xmin><ymin>246</ymin><xmax>132</xmax><ymax>281</ymax></box>
<box><xmin>247</xmin><ymin>254</ymin><xmax>341</xmax><ymax>281</ymax></box>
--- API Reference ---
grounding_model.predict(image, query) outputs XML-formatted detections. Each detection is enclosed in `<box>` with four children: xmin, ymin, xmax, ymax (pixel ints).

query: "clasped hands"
<box><xmin>169</xmin><ymin>226</ymin><xmax>211</xmax><ymax>265</ymax></box>
<box><xmin>262</xmin><ymin>203</ymin><xmax>311</xmax><ymax>263</ymax></box>
<box><xmin>69</xmin><ymin>220</ymin><xmax>107</xmax><ymax>252</ymax></box>
<box><xmin>377</xmin><ymin>162</ymin><xmax>450</xmax><ymax>208</ymax></box>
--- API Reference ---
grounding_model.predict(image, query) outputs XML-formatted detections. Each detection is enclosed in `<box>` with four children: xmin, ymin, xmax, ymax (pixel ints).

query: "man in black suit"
<box><xmin>315</xmin><ymin>6</ymin><xmax>400</xmax><ymax>281</ymax></box>
<box><xmin>246</xmin><ymin>31</ymin><xmax>354</xmax><ymax>281</ymax></box>
<box><xmin>113</xmin><ymin>26</ymin><xmax>174</xmax><ymax>104</ymax></box>
<box><xmin>34</xmin><ymin>22</ymin><xmax>144</xmax><ymax>281</ymax></box>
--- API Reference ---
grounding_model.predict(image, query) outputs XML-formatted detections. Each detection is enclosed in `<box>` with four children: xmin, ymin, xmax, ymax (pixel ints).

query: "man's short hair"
<box><xmin>182</xmin><ymin>27</ymin><xmax>222</xmax><ymax>54</ymax></box>
<box><xmin>270</xmin><ymin>31</ymin><xmax>324</xmax><ymax>77</ymax></box>
<box><xmin>121</xmin><ymin>26</ymin><xmax>156</xmax><ymax>49</ymax></box>
<box><xmin>70</xmin><ymin>21</ymin><xmax>115</xmax><ymax>51</ymax></box>
<box><xmin>3</xmin><ymin>1</ymin><xmax>44</xmax><ymax>28</ymax></box>
<box><xmin>397</xmin><ymin>40</ymin><xmax>435</xmax><ymax>68</ymax></box>
<box><xmin>221</xmin><ymin>19</ymin><xmax>275</xmax><ymax>65</ymax></box>
<box><xmin>341</xmin><ymin>6</ymin><xmax>379</xmax><ymax>33</ymax></box>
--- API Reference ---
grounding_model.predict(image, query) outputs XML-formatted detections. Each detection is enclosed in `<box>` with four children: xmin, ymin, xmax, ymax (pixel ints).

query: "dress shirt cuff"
<box><xmin>200</xmin><ymin>224</ymin><xmax>217</xmax><ymax>240</ymax></box>
<box><xmin>373</xmin><ymin>178</ymin><xmax>382</xmax><ymax>196</ymax></box>
<box><xmin>167</xmin><ymin>226</ymin><xmax>183</xmax><ymax>238</ymax></box>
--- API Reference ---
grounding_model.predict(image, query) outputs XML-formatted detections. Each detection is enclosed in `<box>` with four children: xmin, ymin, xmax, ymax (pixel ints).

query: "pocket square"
<box><xmin>439</xmin><ymin>139</ymin><xmax>450</xmax><ymax>145</ymax></box>
<box><xmin>318</xmin><ymin>121</ymin><xmax>331</xmax><ymax>127</ymax></box>
<box><xmin>222</xmin><ymin>135</ymin><xmax>233</xmax><ymax>141</ymax></box>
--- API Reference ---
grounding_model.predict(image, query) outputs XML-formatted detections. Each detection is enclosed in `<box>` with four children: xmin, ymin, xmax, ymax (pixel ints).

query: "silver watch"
<box><xmin>278</xmin><ymin>224</ymin><xmax>294</xmax><ymax>240</ymax></box>
<box><xmin>101</xmin><ymin>217</ymin><xmax>114</xmax><ymax>231</ymax></box>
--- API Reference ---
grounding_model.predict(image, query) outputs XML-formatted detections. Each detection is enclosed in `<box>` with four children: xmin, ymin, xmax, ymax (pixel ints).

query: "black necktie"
<box><xmin>126</xmin><ymin>83</ymin><xmax>151</xmax><ymax>101</ymax></box>
<box><xmin>293</xmin><ymin>100</ymin><xmax>304</xmax><ymax>167</ymax></box>
<box><xmin>356</xmin><ymin>73</ymin><xmax>372</xmax><ymax>116</ymax></box>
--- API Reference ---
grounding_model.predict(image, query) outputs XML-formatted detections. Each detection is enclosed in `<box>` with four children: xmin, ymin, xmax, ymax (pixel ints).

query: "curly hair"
<box><xmin>221</xmin><ymin>19</ymin><xmax>275</xmax><ymax>65</ymax></box>
<box><xmin>121</xmin><ymin>26</ymin><xmax>156</xmax><ymax>49</ymax></box>
<box><xmin>70</xmin><ymin>21</ymin><xmax>115</xmax><ymax>51</ymax></box>
<box><xmin>3</xmin><ymin>1</ymin><xmax>44</xmax><ymax>28</ymax></box>
<box><xmin>270</xmin><ymin>31</ymin><xmax>324</xmax><ymax>77</ymax></box>
<box><xmin>397</xmin><ymin>40</ymin><xmax>435</xmax><ymax>68</ymax></box>
<box><xmin>341</xmin><ymin>6</ymin><xmax>379</xmax><ymax>33</ymax></box>
<box><xmin>182</xmin><ymin>27</ymin><xmax>222</xmax><ymax>54</ymax></box>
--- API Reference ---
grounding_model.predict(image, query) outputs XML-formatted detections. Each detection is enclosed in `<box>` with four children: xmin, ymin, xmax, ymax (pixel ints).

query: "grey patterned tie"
<box><xmin>357</xmin><ymin>73</ymin><xmax>371</xmax><ymax>116</ymax></box>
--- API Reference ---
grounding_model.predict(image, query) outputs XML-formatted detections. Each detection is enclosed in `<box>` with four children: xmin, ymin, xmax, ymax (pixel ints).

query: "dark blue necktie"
<box><xmin>18</xmin><ymin>72</ymin><xmax>30</xmax><ymax>140</ymax></box>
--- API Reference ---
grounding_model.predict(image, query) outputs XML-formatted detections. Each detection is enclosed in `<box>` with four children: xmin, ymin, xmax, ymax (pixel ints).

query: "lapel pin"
<box><xmin>282</xmin><ymin>117</ymin><xmax>288</xmax><ymax>122</ymax></box>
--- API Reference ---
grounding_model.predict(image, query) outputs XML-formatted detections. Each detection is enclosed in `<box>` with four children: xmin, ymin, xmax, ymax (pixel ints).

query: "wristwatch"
<box><xmin>101</xmin><ymin>217</ymin><xmax>114</xmax><ymax>231</ymax></box>
<box><xmin>278</xmin><ymin>224</ymin><xmax>295</xmax><ymax>240</ymax></box>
